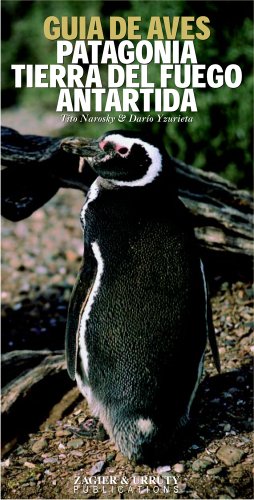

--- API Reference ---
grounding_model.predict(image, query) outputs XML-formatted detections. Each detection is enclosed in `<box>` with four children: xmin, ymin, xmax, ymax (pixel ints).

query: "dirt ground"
<box><xmin>1</xmin><ymin>186</ymin><xmax>253</xmax><ymax>500</ymax></box>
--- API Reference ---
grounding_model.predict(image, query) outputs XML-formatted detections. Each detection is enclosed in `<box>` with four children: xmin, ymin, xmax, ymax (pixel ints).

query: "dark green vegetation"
<box><xmin>1</xmin><ymin>0</ymin><xmax>253</xmax><ymax>187</ymax></box>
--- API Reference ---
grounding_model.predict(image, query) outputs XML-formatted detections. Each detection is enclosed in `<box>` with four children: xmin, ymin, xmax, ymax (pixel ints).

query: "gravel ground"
<box><xmin>1</xmin><ymin>188</ymin><xmax>253</xmax><ymax>500</ymax></box>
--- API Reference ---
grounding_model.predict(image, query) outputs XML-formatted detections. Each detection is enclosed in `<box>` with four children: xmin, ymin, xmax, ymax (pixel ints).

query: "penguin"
<box><xmin>63</xmin><ymin>131</ymin><xmax>220</xmax><ymax>464</ymax></box>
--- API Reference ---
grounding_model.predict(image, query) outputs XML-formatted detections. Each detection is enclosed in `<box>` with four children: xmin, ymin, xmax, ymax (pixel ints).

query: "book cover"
<box><xmin>1</xmin><ymin>1</ymin><xmax>253</xmax><ymax>499</ymax></box>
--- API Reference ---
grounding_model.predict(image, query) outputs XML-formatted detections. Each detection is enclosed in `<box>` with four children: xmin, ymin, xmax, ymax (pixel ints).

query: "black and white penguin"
<box><xmin>64</xmin><ymin>131</ymin><xmax>220</xmax><ymax>463</ymax></box>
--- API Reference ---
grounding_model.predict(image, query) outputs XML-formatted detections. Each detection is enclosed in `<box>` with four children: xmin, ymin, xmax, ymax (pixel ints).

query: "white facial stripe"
<box><xmin>78</xmin><ymin>241</ymin><xmax>104</xmax><ymax>380</ymax></box>
<box><xmin>186</xmin><ymin>260</ymin><xmax>208</xmax><ymax>416</ymax></box>
<box><xmin>103</xmin><ymin>134</ymin><xmax>163</xmax><ymax>187</ymax></box>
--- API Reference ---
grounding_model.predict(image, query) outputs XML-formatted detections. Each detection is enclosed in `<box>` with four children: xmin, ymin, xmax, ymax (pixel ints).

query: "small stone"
<box><xmin>78</xmin><ymin>417</ymin><xmax>85</xmax><ymax>424</ymax></box>
<box><xmin>134</xmin><ymin>466</ymin><xmax>143</xmax><ymax>473</ymax></box>
<box><xmin>36</xmin><ymin>266</ymin><xmax>47</xmax><ymax>275</ymax></box>
<box><xmin>207</xmin><ymin>467</ymin><xmax>224</xmax><ymax>476</ymax></box>
<box><xmin>16</xmin><ymin>447</ymin><xmax>26</xmax><ymax>456</ymax></box>
<box><xmin>224</xmin><ymin>423</ymin><xmax>231</xmax><ymax>432</ymax></box>
<box><xmin>89</xmin><ymin>460</ymin><xmax>106</xmax><ymax>475</ymax></box>
<box><xmin>106</xmin><ymin>452</ymin><xmax>117</xmax><ymax>463</ymax></box>
<box><xmin>191</xmin><ymin>492</ymin><xmax>200</xmax><ymax>499</ymax></box>
<box><xmin>206</xmin><ymin>445</ymin><xmax>219</xmax><ymax>454</ymax></box>
<box><xmin>114</xmin><ymin>452</ymin><xmax>124</xmax><ymax>462</ymax></box>
<box><xmin>43</xmin><ymin>457</ymin><xmax>58</xmax><ymax>464</ymax></box>
<box><xmin>58</xmin><ymin>443</ymin><xmax>65</xmax><ymax>450</ymax></box>
<box><xmin>24</xmin><ymin>461</ymin><xmax>36</xmax><ymax>468</ymax></box>
<box><xmin>173</xmin><ymin>463</ymin><xmax>185</xmax><ymax>473</ymax></box>
<box><xmin>73</xmin><ymin>409</ymin><xmax>82</xmax><ymax>416</ymax></box>
<box><xmin>192</xmin><ymin>458</ymin><xmax>214</xmax><ymax>472</ymax></box>
<box><xmin>217</xmin><ymin>445</ymin><xmax>244</xmax><ymax>466</ymax></box>
<box><xmin>32</xmin><ymin>438</ymin><xmax>48</xmax><ymax>454</ymax></box>
<box><xmin>221</xmin><ymin>282</ymin><xmax>229</xmax><ymax>291</ymax></box>
<box><xmin>225</xmin><ymin>486</ymin><xmax>236</xmax><ymax>498</ymax></box>
<box><xmin>55</xmin><ymin>429</ymin><xmax>72</xmax><ymax>437</ymax></box>
<box><xmin>1</xmin><ymin>459</ymin><xmax>10</xmax><ymax>467</ymax></box>
<box><xmin>211</xmin><ymin>398</ymin><xmax>221</xmax><ymax>404</ymax></box>
<box><xmin>190</xmin><ymin>444</ymin><xmax>200</xmax><ymax>450</ymax></box>
<box><xmin>66</xmin><ymin>439</ymin><xmax>84</xmax><ymax>449</ymax></box>
<box><xmin>156</xmin><ymin>465</ymin><xmax>171</xmax><ymax>474</ymax></box>
<box><xmin>71</xmin><ymin>451</ymin><xmax>83</xmax><ymax>457</ymax></box>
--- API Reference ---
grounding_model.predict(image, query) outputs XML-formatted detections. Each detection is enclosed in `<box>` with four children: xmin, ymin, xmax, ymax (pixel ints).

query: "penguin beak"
<box><xmin>61</xmin><ymin>137</ymin><xmax>109</xmax><ymax>172</ymax></box>
<box><xmin>61</xmin><ymin>137</ymin><xmax>101</xmax><ymax>158</ymax></box>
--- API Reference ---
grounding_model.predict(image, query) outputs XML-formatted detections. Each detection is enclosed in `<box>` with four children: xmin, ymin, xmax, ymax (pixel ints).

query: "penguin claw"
<box><xmin>66</xmin><ymin>419</ymin><xmax>108</xmax><ymax>441</ymax></box>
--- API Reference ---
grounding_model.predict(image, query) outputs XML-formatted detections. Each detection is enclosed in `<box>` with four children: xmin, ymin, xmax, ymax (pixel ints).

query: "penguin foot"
<box><xmin>67</xmin><ymin>418</ymin><xmax>109</xmax><ymax>441</ymax></box>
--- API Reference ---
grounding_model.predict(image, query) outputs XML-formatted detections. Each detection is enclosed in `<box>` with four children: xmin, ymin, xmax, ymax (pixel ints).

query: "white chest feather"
<box><xmin>78</xmin><ymin>241</ymin><xmax>104</xmax><ymax>380</ymax></box>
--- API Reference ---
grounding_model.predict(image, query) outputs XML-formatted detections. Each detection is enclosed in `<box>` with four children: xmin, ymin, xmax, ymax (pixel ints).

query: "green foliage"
<box><xmin>1</xmin><ymin>0</ymin><xmax>253</xmax><ymax>187</ymax></box>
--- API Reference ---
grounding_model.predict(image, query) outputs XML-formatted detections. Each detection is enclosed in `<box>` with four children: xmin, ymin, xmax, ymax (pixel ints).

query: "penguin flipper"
<box><xmin>207</xmin><ymin>299</ymin><xmax>221</xmax><ymax>373</ymax></box>
<box><xmin>65</xmin><ymin>259</ymin><xmax>96</xmax><ymax>380</ymax></box>
<box><xmin>200</xmin><ymin>260</ymin><xmax>221</xmax><ymax>374</ymax></box>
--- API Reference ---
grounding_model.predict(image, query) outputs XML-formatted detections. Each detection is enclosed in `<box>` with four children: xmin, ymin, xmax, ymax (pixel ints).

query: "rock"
<box><xmin>156</xmin><ymin>465</ymin><xmax>171</xmax><ymax>474</ymax></box>
<box><xmin>190</xmin><ymin>444</ymin><xmax>200</xmax><ymax>450</ymax></box>
<box><xmin>43</xmin><ymin>457</ymin><xmax>58</xmax><ymax>464</ymax></box>
<box><xmin>89</xmin><ymin>460</ymin><xmax>106</xmax><ymax>475</ymax></box>
<box><xmin>31</xmin><ymin>438</ymin><xmax>48</xmax><ymax>454</ymax></box>
<box><xmin>173</xmin><ymin>463</ymin><xmax>185</xmax><ymax>473</ymax></box>
<box><xmin>70</xmin><ymin>451</ymin><xmax>83</xmax><ymax>457</ymax></box>
<box><xmin>66</xmin><ymin>439</ymin><xmax>84</xmax><ymax>449</ymax></box>
<box><xmin>106</xmin><ymin>452</ymin><xmax>117</xmax><ymax>463</ymax></box>
<box><xmin>55</xmin><ymin>429</ymin><xmax>72</xmax><ymax>437</ymax></box>
<box><xmin>134</xmin><ymin>466</ymin><xmax>144</xmax><ymax>473</ymax></box>
<box><xmin>192</xmin><ymin>458</ymin><xmax>214</xmax><ymax>472</ymax></box>
<box><xmin>114</xmin><ymin>452</ymin><xmax>124</xmax><ymax>462</ymax></box>
<box><xmin>207</xmin><ymin>467</ymin><xmax>224</xmax><ymax>476</ymax></box>
<box><xmin>24</xmin><ymin>461</ymin><xmax>36</xmax><ymax>468</ymax></box>
<box><xmin>191</xmin><ymin>492</ymin><xmax>201</xmax><ymax>499</ymax></box>
<box><xmin>217</xmin><ymin>445</ymin><xmax>244</xmax><ymax>466</ymax></box>
<box><xmin>225</xmin><ymin>486</ymin><xmax>236</xmax><ymax>498</ymax></box>
<box><xmin>73</xmin><ymin>409</ymin><xmax>82</xmax><ymax>416</ymax></box>
<box><xmin>16</xmin><ymin>447</ymin><xmax>26</xmax><ymax>456</ymax></box>
<box><xmin>78</xmin><ymin>417</ymin><xmax>85</xmax><ymax>424</ymax></box>
<box><xmin>1</xmin><ymin>459</ymin><xmax>10</xmax><ymax>467</ymax></box>
<box><xmin>224</xmin><ymin>423</ymin><xmax>231</xmax><ymax>432</ymax></box>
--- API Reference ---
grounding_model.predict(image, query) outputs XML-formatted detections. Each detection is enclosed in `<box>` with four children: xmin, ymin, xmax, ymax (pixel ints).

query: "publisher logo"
<box><xmin>73</xmin><ymin>473</ymin><xmax>179</xmax><ymax>496</ymax></box>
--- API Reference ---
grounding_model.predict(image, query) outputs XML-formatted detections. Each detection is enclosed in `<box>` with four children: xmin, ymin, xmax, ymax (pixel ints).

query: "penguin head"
<box><xmin>62</xmin><ymin>131</ymin><xmax>168</xmax><ymax>187</ymax></box>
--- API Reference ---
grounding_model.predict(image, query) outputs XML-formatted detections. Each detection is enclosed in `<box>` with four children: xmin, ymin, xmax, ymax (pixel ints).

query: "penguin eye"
<box><xmin>118</xmin><ymin>147</ymin><xmax>128</xmax><ymax>155</ymax></box>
